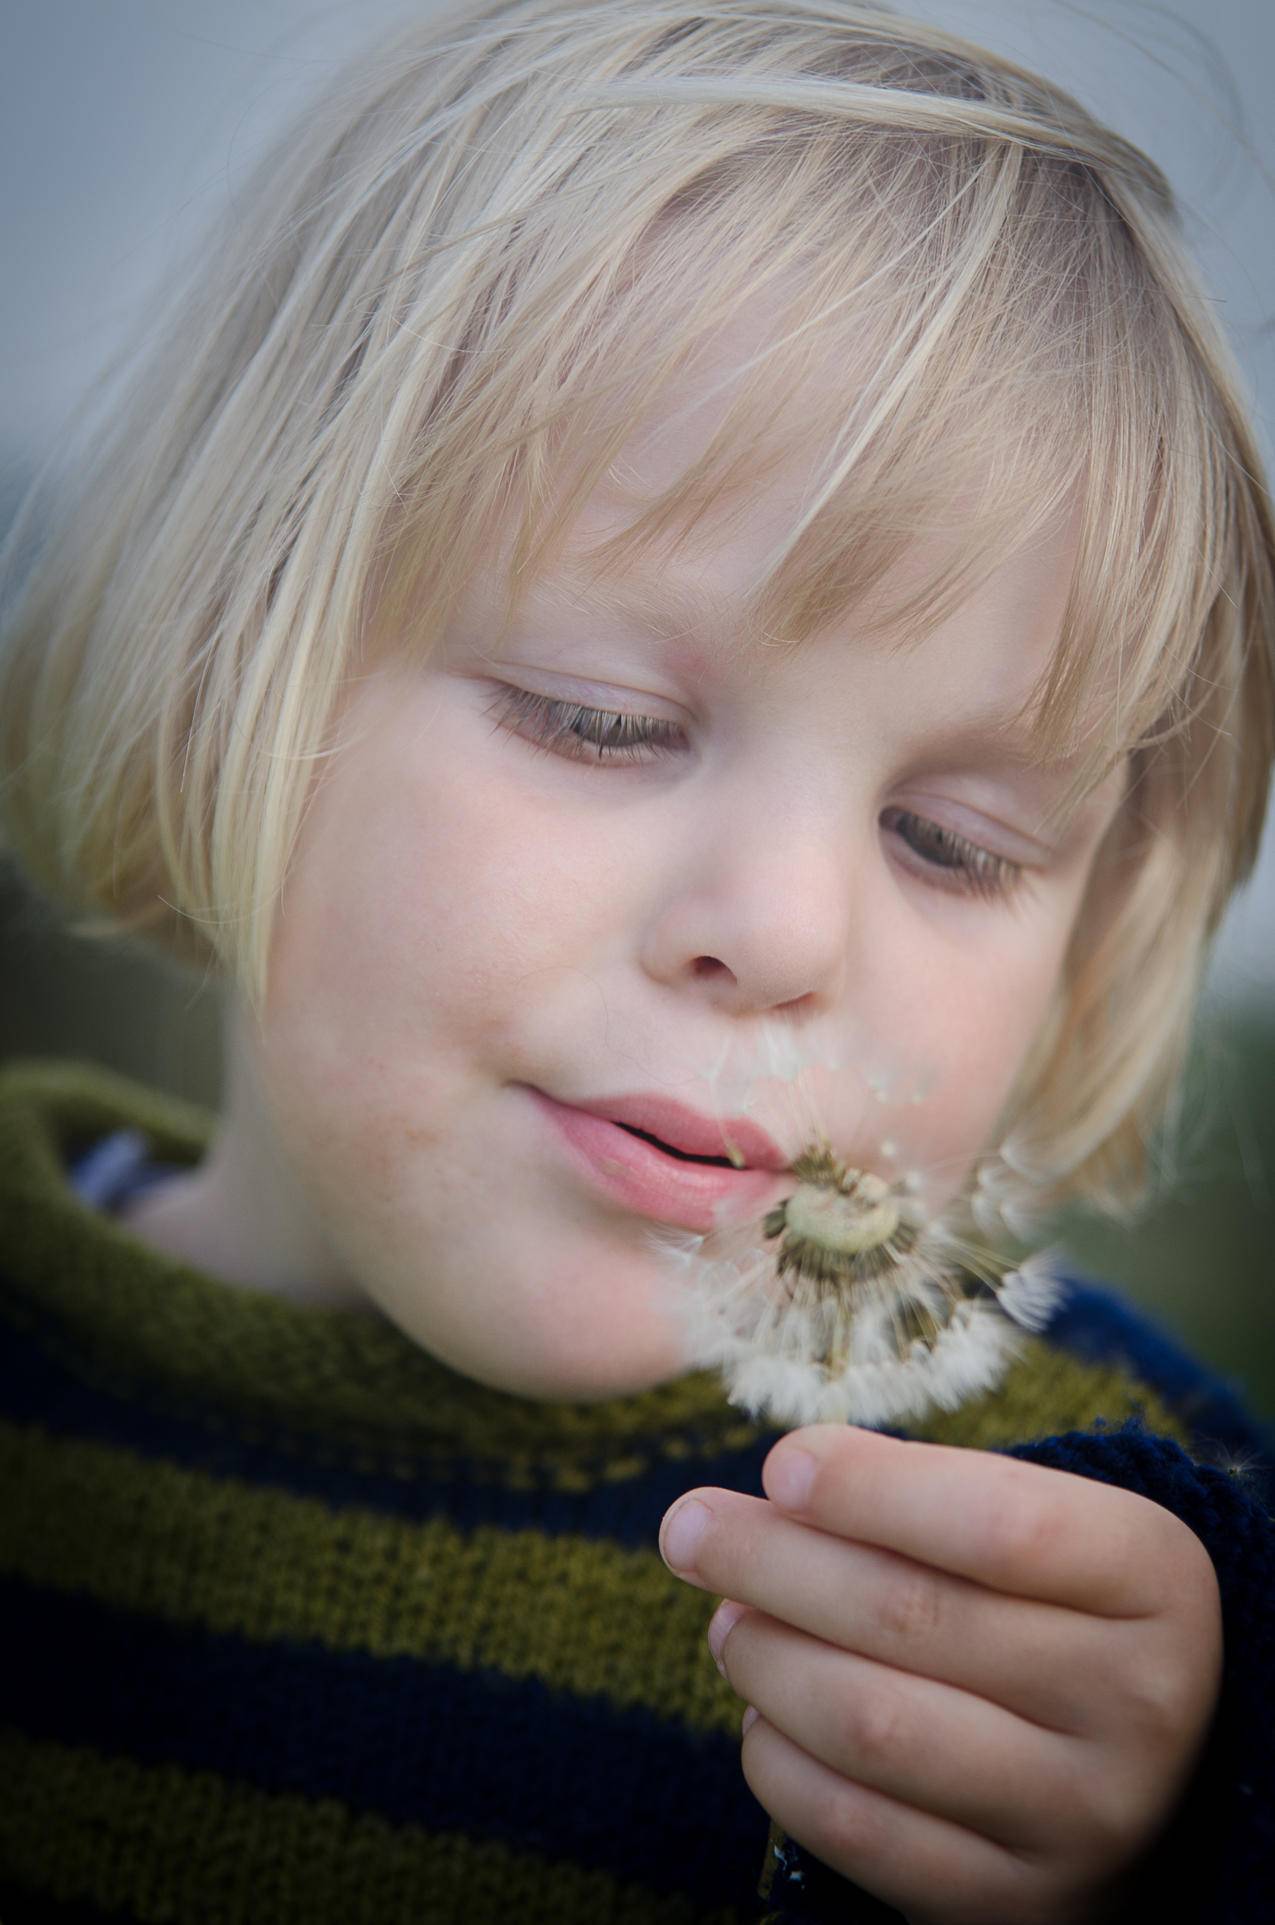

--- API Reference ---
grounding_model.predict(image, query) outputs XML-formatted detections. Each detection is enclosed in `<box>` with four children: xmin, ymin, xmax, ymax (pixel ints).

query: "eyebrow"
<box><xmin>528</xmin><ymin>563</ymin><xmax>772</xmax><ymax>657</ymax></box>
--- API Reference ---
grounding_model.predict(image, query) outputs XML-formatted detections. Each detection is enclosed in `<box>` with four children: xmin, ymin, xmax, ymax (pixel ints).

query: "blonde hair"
<box><xmin>1</xmin><ymin>0</ymin><xmax>1272</xmax><ymax>1216</ymax></box>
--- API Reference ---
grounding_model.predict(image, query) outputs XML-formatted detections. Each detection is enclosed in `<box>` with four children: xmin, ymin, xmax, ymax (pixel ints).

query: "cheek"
<box><xmin>255</xmin><ymin>704</ymin><xmax>643</xmax><ymax>1216</ymax></box>
<box><xmin>860</xmin><ymin>922</ymin><xmax>1070</xmax><ymax>1196</ymax></box>
<box><xmin>267</xmin><ymin>733</ymin><xmax>601</xmax><ymax>1060</ymax></box>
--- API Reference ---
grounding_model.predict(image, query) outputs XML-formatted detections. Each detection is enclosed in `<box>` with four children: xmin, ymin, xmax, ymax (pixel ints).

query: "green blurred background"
<box><xmin>3</xmin><ymin>854</ymin><xmax>1273</xmax><ymax>1427</ymax></box>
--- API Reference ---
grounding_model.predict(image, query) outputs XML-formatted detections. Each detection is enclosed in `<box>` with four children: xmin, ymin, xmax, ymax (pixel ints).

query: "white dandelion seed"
<box><xmin>970</xmin><ymin>1148</ymin><xmax>1051</xmax><ymax>1243</ymax></box>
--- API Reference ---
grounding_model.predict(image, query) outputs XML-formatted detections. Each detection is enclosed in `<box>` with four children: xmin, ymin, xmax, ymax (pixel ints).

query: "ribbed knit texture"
<box><xmin>0</xmin><ymin>1057</ymin><xmax>1271</xmax><ymax>1924</ymax></box>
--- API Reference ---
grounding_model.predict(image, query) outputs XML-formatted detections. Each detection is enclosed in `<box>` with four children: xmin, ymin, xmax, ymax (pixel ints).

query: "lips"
<box><xmin>524</xmin><ymin>1087</ymin><xmax>791</xmax><ymax>1234</ymax></box>
<box><xmin>565</xmin><ymin>1093</ymin><xmax>790</xmax><ymax>1172</ymax></box>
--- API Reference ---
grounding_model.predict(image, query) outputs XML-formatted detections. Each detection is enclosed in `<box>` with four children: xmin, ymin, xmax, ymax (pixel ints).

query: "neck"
<box><xmin>120</xmin><ymin>998</ymin><xmax>370</xmax><ymax>1312</ymax></box>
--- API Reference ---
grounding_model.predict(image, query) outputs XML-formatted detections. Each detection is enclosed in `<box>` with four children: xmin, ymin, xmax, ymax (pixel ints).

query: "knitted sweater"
<box><xmin>0</xmin><ymin>1058</ymin><xmax>1272</xmax><ymax>1925</ymax></box>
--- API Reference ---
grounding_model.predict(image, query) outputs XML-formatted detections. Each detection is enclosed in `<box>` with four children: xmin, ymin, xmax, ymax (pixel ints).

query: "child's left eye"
<box><xmin>484</xmin><ymin>686</ymin><xmax>687</xmax><ymax>764</ymax></box>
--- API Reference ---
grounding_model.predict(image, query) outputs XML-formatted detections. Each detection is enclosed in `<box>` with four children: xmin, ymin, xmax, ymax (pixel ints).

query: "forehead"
<box><xmin>519</xmin><ymin>304</ymin><xmax>1076</xmax><ymax>635</ymax></box>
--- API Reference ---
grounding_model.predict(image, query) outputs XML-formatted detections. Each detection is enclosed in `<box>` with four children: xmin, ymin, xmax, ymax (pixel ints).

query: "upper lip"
<box><xmin>561</xmin><ymin>1092</ymin><xmax>790</xmax><ymax>1172</ymax></box>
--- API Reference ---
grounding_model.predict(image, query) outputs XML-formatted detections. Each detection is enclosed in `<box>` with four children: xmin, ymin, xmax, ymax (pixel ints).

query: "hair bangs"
<box><xmin>416</xmin><ymin>121</ymin><xmax>1177</xmax><ymax>828</ymax></box>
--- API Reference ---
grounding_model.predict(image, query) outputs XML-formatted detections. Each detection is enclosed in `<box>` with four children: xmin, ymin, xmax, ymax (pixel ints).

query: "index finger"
<box><xmin>763</xmin><ymin>1426</ymin><xmax>1169</xmax><ymax>1617</ymax></box>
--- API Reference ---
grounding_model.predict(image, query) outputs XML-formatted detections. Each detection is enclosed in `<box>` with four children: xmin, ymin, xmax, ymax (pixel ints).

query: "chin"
<box><xmin>453</xmin><ymin>1332</ymin><xmax>692</xmax><ymax>1404</ymax></box>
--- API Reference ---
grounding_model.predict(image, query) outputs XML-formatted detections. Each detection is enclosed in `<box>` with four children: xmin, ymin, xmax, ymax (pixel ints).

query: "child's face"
<box><xmin>252</xmin><ymin>345</ymin><xmax>1124</xmax><ymax>1400</ymax></box>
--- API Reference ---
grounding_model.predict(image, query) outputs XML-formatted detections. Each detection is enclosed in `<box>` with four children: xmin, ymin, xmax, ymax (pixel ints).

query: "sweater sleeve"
<box><xmin>756</xmin><ymin>1409</ymin><xmax>1275</xmax><ymax>1923</ymax></box>
<box><xmin>1004</xmin><ymin>1420</ymin><xmax>1275</xmax><ymax>1924</ymax></box>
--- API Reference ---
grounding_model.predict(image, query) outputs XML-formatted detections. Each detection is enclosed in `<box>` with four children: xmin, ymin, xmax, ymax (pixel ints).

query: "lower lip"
<box><xmin>526</xmin><ymin>1087</ymin><xmax>789</xmax><ymax>1234</ymax></box>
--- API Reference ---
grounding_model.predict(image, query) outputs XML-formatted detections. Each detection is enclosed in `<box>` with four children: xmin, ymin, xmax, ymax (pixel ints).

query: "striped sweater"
<box><xmin>0</xmin><ymin>1056</ymin><xmax>1272</xmax><ymax>1924</ymax></box>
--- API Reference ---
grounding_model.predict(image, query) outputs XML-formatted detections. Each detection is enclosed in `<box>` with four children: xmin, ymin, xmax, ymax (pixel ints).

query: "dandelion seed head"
<box><xmin>644</xmin><ymin>1014</ymin><xmax>1062</xmax><ymax>1428</ymax></box>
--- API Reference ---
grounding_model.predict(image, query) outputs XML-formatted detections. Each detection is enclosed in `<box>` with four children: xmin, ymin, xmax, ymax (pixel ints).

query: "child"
<box><xmin>1</xmin><ymin>1</ymin><xmax>1272</xmax><ymax>1919</ymax></box>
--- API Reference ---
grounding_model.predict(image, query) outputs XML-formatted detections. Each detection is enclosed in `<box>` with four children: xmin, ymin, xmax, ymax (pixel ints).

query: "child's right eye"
<box><xmin>483</xmin><ymin>685</ymin><xmax>688</xmax><ymax>765</ymax></box>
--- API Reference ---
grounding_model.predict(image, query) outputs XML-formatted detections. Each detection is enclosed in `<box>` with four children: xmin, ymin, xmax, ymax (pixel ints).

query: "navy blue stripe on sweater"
<box><xmin>0</xmin><ymin>1573</ymin><xmax>765</xmax><ymax>1911</ymax></box>
<box><xmin>0</xmin><ymin>1308</ymin><xmax>776</xmax><ymax>1542</ymax></box>
<box><xmin>0</xmin><ymin>1885</ymin><xmax>148</xmax><ymax>1925</ymax></box>
<box><xmin>1046</xmin><ymin>1276</ymin><xmax>1275</xmax><ymax>1472</ymax></box>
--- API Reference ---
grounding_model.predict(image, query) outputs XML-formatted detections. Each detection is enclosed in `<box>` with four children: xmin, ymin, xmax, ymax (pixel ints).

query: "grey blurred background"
<box><xmin>2</xmin><ymin>1</ymin><xmax>1273</xmax><ymax>1420</ymax></box>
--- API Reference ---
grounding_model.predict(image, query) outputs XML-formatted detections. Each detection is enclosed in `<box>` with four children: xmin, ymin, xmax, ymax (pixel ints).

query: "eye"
<box><xmin>882</xmin><ymin>806</ymin><xmax>1026</xmax><ymax>904</ymax></box>
<box><xmin>484</xmin><ymin>685</ymin><xmax>688</xmax><ymax>765</ymax></box>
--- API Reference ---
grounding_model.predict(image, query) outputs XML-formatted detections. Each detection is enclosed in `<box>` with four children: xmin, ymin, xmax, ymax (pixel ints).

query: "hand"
<box><xmin>659</xmin><ymin>1425</ymin><xmax>1223</xmax><ymax>1925</ymax></box>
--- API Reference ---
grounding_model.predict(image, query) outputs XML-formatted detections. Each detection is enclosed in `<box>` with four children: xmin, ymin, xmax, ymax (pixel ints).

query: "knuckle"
<box><xmin>1095</xmin><ymin>1617</ymin><xmax>1193</xmax><ymax>1747</ymax></box>
<box><xmin>1120</xmin><ymin>1651</ymin><xmax>1190</xmax><ymax>1747</ymax></box>
<box><xmin>982</xmin><ymin>1851</ymin><xmax>1065</xmax><ymax>1925</ymax></box>
<box><xmin>878</xmin><ymin>1559</ymin><xmax>944</xmax><ymax>1649</ymax></box>
<box><xmin>845</xmin><ymin>1683</ymin><xmax>913</xmax><ymax>1774</ymax></box>
<box><xmin>1052</xmin><ymin>1750</ymin><xmax>1144</xmax><ymax>1867</ymax></box>
<box><xmin>817</xmin><ymin>1774</ymin><xmax>888</xmax><ymax>1868</ymax></box>
<box><xmin>983</xmin><ymin>1477</ymin><xmax>1064</xmax><ymax>1575</ymax></box>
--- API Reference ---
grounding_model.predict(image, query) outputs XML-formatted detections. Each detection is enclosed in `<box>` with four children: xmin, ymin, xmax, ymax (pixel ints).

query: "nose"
<box><xmin>639</xmin><ymin>768</ymin><xmax>860</xmax><ymax>1018</ymax></box>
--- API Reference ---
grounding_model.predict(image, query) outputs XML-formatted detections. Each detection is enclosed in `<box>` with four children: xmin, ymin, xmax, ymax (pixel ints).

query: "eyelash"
<box><xmin>484</xmin><ymin>684</ymin><xmax>685</xmax><ymax>764</ymax></box>
<box><xmin>485</xmin><ymin>685</ymin><xmax>1026</xmax><ymax>903</ymax></box>
<box><xmin>877</xmin><ymin>807</ymin><xmax>1023</xmax><ymax>903</ymax></box>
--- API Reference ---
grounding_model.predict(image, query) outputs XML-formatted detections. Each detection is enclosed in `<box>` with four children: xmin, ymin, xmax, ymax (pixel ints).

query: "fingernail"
<box><xmin>661</xmin><ymin>1497</ymin><xmax>711</xmax><ymax>1574</ymax></box>
<box><xmin>707</xmin><ymin>1598</ymin><xmax>746</xmax><ymax>1674</ymax></box>
<box><xmin>741</xmin><ymin>1705</ymin><xmax>759</xmax><ymax>1737</ymax></box>
<box><xmin>767</xmin><ymin>1446</ymin><xmax>816</xmax><ymax>1512</ymax></box>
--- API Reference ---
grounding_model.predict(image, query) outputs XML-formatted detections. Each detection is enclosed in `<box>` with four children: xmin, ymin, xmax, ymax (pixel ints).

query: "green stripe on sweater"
<box><xmin>907</xmin><ymin>1334</ymin><xmax>1194</xmax><ymax>1453</ymax></box>
<box><xmin>0</xmin><ymin>1730</ymin><xmax>744</xmax><ymax>1925</ymax></box>
<box><xmin>0</xmin><ymin>1422</ymin><xmax>740</xmax><ymax>1733</ymax></box>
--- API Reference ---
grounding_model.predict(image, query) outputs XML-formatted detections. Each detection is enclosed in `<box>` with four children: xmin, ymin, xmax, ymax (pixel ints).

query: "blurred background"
<box><xmin>2</xmin><ymin>1</ymin><xmax>1273</xmax><ymax>1419</ymax></box>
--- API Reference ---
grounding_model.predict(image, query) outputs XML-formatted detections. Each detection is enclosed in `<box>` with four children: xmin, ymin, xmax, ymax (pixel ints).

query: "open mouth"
<box><xmin>613</xmin><ymin>1123</ymin><xmax>737</xmax><ymax>1168</ymax></box>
